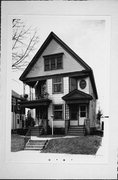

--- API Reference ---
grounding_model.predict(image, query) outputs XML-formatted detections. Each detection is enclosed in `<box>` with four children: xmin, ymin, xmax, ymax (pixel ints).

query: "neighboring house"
<box><xmin>19</xmin><ymin>32</ymin><xmax>98</xmax><ymax>135</ymax></box>
<box><xmin>11</xmin><ymin>90</ymin><xmax>25</xmax><ymax>130</ymax></box>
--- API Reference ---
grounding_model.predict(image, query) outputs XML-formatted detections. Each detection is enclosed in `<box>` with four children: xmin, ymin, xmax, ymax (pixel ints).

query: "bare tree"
<box><xmin>12</xmin><ymin>19</ymin><xmax>39</xmax><ymax>70</ymax></box>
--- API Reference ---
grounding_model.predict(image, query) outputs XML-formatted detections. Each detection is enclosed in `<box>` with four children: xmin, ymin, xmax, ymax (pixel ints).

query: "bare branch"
<box><xmin>12</xmin><ymin>19</ymin><xmax>39</xmax><ymax>70</ymax></box>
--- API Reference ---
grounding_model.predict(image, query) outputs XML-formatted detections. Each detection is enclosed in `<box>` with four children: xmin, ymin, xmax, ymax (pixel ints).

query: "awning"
<box><xmin>62</xmin><ymin>89</ymin><xmax>93</xmax><ymax>104</ymax></box>
<box><xmin>20</xmin><ymin>99</ymin><xmax>52</xmax><ymax>109</ymax></box>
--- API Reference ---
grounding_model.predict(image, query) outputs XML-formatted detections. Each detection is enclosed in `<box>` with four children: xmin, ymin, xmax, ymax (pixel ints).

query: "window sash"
<box><xmin>80</xmin><ymin>106</ymin><xmax>86</xmax><ymax>117</ymax></box>
<box><xmin>53</xmin><ymin>105</ymin><xmax>63</xmax><ymax>120</ymax></box>
<box><xmin>44</xmin><ymin>59</ymin><xmax>50</xmax><ymax>71</ymax></box>
<box><xmin>53</xmin><ymin>77</ymin><xmax>63</xmax><ymax>93</ymax></box>
<box><xmin>44</xmin><ymin>54</ymin><xmax>63</xmax><ymax>71</ymax></box>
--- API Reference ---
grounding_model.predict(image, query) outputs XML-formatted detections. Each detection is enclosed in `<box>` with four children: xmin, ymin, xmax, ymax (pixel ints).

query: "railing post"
<box><xmin>84</xmin><ymin>118</ymin><xmax>90</xmax><ymax>135</ymax></box>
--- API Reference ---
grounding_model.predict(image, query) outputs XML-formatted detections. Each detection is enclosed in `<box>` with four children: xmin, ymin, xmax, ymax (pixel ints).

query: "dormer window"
<box><xmin>44</xmin><ymin>53</ymin><xmax>63</xmax><ymax>71</ymax></box>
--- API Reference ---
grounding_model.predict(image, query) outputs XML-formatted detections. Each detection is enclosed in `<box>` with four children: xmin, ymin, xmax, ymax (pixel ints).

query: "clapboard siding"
<box><xmin>47</xmin><ymin>77</ymin><xmax>69</xmax><ymax>128</ymax></box>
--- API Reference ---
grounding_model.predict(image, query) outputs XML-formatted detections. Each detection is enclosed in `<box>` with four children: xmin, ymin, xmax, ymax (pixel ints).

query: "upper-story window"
<box><xmin>44</xmin><ymin>53</ymin><xmax>63</xmax><ymax>71</ymax></box>
<box><xmin>52</xmin><ymin>77</ymin><xmax>63</xmax><ymax>93</ymax></box>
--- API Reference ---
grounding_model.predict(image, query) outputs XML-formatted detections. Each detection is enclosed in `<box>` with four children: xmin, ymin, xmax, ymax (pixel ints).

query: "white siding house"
<box><xmin>19</xmin><ymin>32</ymin><xmax>98</xmax><ymax>135</ymax></box>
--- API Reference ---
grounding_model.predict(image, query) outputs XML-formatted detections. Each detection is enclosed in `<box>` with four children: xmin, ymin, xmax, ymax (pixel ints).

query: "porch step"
<box><xmin>31</xmin><ymin>126</ymin><xmax>43</xmax><ymax>137</ymax></box>
<box><xmin>24</xmin><ymin>139</ymin><xmax>48</xmax><ymax>151</ymax></box>
<box><xmin>67</xmin><ymin>126</ymin><xmax>85</xmax><ymax>136</ymax></box>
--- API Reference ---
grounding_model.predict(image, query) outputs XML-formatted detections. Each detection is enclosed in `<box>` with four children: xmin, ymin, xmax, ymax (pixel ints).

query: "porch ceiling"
<box><xmin>20</xmin><ymin>99</ymin><xmax>52</xmax><ymax>109</ymax></box>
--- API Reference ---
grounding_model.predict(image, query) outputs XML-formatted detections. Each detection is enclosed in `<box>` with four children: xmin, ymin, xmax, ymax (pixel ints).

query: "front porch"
<box><xmin>62</xmin><ymin>89</ymin><xmax>93</xmax><ymax>135</ymax></box>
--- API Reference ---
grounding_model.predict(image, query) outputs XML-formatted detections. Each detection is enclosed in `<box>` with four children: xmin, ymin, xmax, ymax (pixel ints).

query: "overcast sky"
<box><xmin>12</xmin><ymin>15</ymin><xmax>109</xmax><ymax>115</ymax></box>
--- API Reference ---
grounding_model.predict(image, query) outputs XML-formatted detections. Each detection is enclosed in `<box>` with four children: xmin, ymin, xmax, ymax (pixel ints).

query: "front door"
<box><xmin>79</xmin><ymin>105</ymin><xmax>87</xmax><ymax>125</ymax></box>
<box><xmin>70</xmin><ymin>105</ymin><xmax>78</xmax><ymax>126</ymax></box>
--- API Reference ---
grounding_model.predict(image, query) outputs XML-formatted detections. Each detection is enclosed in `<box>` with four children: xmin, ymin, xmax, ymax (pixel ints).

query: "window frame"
<box><xmin>80</xmin><ymin>105</ymin><xmax>87</xmax><ymax>118</ymax></box>
<box><xmin>53</xmin><ymin>104</ymin><xmax>64</xmax><ymax>121</ymax></box>
<box><xmin>52</xmin><ymin>77</ymin><xmax>63</xmax><ymax>94</ymax></box>
<box><xmin>44</xmin><ymin>53</ymin><xmax>63</xmax><ymax>71</ymax></box>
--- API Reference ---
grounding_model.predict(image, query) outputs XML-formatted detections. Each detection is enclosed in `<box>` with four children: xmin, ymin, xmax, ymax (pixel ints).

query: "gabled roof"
<box><xmin>62</xmin><ymin>89</ymin><xmax>93</xmax><ymax>101</ymax></box>
<box><xmin>19</xmin><ymin>32</ymin><xmax>98</xmax><ymax>99</ymax></box>
<box><xmin>19</xmin><ymin>32</ymin><xmax>91</xmax><ymax>81</ymax></box>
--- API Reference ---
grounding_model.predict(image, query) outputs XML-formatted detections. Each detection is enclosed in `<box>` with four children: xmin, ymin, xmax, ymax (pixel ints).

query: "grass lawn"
<box><xmin>11</xmin><ymin>134</ymin><xmax>28</xmax><ymax>152</ymax></box>
<box><xmin>11</xmin><ymin>134</ymin><xmax>102</xmax><ymax>155</ymax></box>
<box><xmin>42</xmin><ymin>135</ymin><xmax>102</xmax><ymax>155</ymax></box>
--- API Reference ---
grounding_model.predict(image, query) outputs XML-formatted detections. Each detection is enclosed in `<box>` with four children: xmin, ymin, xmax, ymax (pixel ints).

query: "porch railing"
<box><xmin>25</xmin><ymin>93</ymin><xmax>49</xmax><ymax>101</ymax></box>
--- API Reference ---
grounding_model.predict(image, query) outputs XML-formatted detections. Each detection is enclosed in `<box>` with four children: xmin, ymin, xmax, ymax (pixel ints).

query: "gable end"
<box><xmin>19</xmin><ymin>32</ymin><xmax>91</xmax><ymax>81</ymax></box>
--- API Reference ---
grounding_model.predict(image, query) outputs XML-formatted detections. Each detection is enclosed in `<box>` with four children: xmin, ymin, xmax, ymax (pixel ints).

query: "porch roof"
<box><xmin>62</xmin><ymin>89</ymin><xmax>93</xmax><ymax>104</ymax></box>
<box><xmin>20</xmin><ymin>99</ymin><xmax>52</xmax><ymax>109</ymax></box>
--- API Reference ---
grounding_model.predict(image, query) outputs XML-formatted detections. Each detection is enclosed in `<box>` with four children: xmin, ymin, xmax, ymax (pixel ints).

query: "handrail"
<box><xmin>24</xmin><ymin>126</ymin><xmax>32</xmax><ymax>146</ymax></box>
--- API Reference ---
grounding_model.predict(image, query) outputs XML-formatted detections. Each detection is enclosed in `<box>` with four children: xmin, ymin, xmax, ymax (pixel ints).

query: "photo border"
<box><xmin>0</xmin><ymin>1</ymin><xmax>117</xmax><ymax>179</ymax></box>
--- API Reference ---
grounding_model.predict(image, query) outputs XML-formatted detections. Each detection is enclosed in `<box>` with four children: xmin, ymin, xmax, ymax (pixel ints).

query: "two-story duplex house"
<box><xmin>19</xmin><ymin>32</ymin><xmax>98</xmax><ymax>136</ymax></box>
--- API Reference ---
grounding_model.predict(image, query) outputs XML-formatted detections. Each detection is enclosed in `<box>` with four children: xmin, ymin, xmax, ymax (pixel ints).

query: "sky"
<box><xmin>12</xmin><ymin>15</ymin><xmax>109</xmax><ymax>116</ymax></box>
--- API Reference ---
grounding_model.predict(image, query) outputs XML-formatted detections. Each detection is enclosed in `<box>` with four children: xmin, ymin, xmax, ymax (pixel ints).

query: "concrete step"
<box><xmin>30</xmin><ymin>126</ymin><xmax>43</xmax><ymax>136</ymax></box>
<box><xmin>24</xmin><ymin>140</ymin><xmax>48</xmax><ymax>151</ymax></box>
<box><xmin>68</xmin><ymin>129</ymin><xmax>84</xmax><ymax>131</ymax></box>
<box><xmin>69</xmin><ymin>127</ymin><xmax>84</xmax><ymax>129</ymax></box>
<box><xmin>67</xmin><ymin>126</ymin><xmax>85</xmax><ymax>136</ymax></box>
<box><xmin>68</xmin><ymin>132</ymin><xmax>84</xmax><ymax>134</ymax></box>
<box><xmin>25</xmin><ymin>147</ymin><xmax>43</xmax><ymax>150</ymax></box>
<box><xmin>28</xmin><ymin>141</ymin><xmax>46</xmax><ymax>145</ymax></box>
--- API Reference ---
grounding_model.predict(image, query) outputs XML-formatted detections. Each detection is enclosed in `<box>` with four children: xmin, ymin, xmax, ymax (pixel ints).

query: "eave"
<box><xmin>20</xmin><ymin>99</ymin><xmax>52</xmax><ymax>109</ymax></box>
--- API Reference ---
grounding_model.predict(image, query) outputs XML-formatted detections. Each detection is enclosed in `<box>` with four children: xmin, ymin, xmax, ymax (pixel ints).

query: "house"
<box><xmin>11</xmin><ymin>90</ymin><xmax>25</xmax><ymax>130</ymax></box>
<box><xmin>19</xmin><ymin>32</ymin><xmax>98</xmax><ymax>136</ymax></box>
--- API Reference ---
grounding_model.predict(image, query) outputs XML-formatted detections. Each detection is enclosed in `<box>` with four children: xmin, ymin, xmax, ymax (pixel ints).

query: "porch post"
<box><xmin>29</xmin><ymin>86</ymin><xmax>31</xmax><ymax>100</ymax></box>
<box><xmin>23</xmin><ymin>83</ymin><xmax>26</xmax><ymax>97</ymax></box>
<box><xmin>65</xmin><ymin>104</ymin><xmax>70</xmax><ymax>135</ymax></box>
<box><xmin>51</xmin><ymin>115</ymin><xmax>54</xmax><ymax>136</ymax></box>
<box><xmin>31</xmin><ymin>87</ymin><xmax>33</xmax><ymax>100</ymax></box>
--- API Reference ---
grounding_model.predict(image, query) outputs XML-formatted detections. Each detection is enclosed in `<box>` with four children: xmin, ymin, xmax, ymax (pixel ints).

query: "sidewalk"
<box><xmin>96</xmin><ymin>135</ymin><xmax>105</xmax><ymax>156</ymax></box>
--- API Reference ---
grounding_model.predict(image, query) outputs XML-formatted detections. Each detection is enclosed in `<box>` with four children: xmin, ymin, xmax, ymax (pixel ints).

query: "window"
<box><xmin>80</xmin><ymin>106</ymin><xmax>86</xmax><ymax>117</ymax></box>
<box><xmin>45</xmin><ymin>59</ymin><xmax>50</xmax><ymax>71</ymax></box>
<box><xmin>53</xmin><ymin>77</ymin><xmax>63</xmax><ymax>93</ymax></box>
<box><xmin>53</xmin><ymin>105</ymin><xmax>63</xmax><ymax>120</ymax></box>
<box><xmin>79</xmin><ymin>79</ymin><xmax>86</xmax><ymax>89</ymax></box>
<box><xmin>44</xmin><ymin>53</ymin><xmax>63</xmax><ymax>71</ymax></box>
<box><xmin>70</xmin><ymin>77</ymin><xmax>77</xmax><ymax>92</ymax></box>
